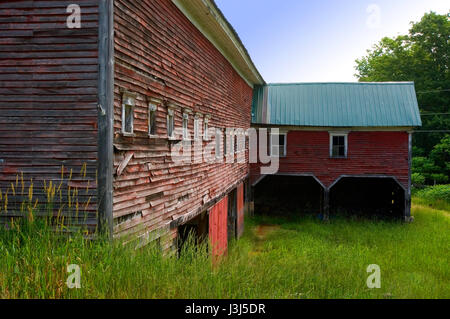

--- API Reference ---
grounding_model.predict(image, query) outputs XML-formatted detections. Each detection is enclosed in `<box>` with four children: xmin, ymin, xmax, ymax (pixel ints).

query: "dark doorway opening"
<box><xmin>177</xmin><ymin>212</ymin><xmax>209</xmax><ymax>255</ymax></box>
<box><xmin>330</xmin><ymin>177</ymin><xmax>405</xmax><ymax>219</ymax></box>
<box><xmin>228</xmin><ymin>188</ymin><xmax>237</xmax><ymax>241</ymax></box>
<box><xmin>254</xmin><ymin>175</ymin><xmax>324</xmax><ymax>216</ymax></box>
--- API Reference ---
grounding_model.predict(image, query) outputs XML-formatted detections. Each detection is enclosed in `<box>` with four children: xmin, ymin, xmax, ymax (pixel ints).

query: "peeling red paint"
<box><xmin>209</xmin><ymin>196</ymin><xmax>228</xmax><ymax>258</ymax></box>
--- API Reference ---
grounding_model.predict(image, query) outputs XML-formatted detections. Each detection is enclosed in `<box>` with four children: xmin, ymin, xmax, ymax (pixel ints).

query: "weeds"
<box><xmin>0</xmin><ymin>175</ymin><xmax>448</xmax><ymax>299</ymax></box>
<box><xmin>0</xmin><ymin>201</ymin><xmax>448</xmax><ymax>299</ymax></box>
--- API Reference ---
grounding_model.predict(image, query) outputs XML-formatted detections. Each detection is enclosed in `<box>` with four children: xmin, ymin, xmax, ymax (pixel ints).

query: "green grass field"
<box><xmin>0</xmin><ymin>198</ymin><xmax>449</xmax><ymax>299</ymax></box>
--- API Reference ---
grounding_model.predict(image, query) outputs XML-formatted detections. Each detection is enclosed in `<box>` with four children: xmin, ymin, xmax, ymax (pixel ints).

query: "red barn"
<box><xmin>0</xmin><ymin>0</ymin><xmax>263</xmax><ymax>255</ymax></box>
<box><xmin>0</xmin><ymin>0</ymin><xmax>423</xmax><ymax>257</ymax></box>
<box><xmin>250</xmin><ymin>83</ymin><xmax>422</xmax><ymax>220</ymax></box>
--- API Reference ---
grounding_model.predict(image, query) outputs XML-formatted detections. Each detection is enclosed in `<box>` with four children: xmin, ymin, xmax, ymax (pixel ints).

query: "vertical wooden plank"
<box><xmin>97</xmin><ymin>0</ymin><xmax>115</xmax><ymax>236</ymax></box>
<box><xmin>405</xmin><ymin>132</ymin><xmax>413</xmax><ymax>221</ymax></box>
<box><xmin>323</xmin><ymin>189</ymin><xmax>330</xmax><ymax>221</ymax></box>
<box><xmin>221</xmin><ymin>197</ymin><xmax>228</xmax><ymax>255</ymax></box>
<box><xmin>209</xmin><ymin>196</ymin><xmax>228</xmax><ymax>258</ymax></box>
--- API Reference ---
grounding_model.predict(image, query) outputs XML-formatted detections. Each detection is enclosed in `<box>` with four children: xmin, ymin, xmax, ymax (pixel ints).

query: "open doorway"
<box><xmin>329</xmin><ymin>177</ymin><xmax>405</xmax><ymax>219</ymax></box>
<box><xmin>254</xmin><ymin>175</ymin><xmax>325</xmax><ymax>216</ymax></box>
<box><xmin>177</xmin><ymin>212</ymin><xmax>209</xmax><ymax>255</ymax></box>
<box><xmin>228</xmin><ymin>188</ymin><xmax>237</xmax><ymax>241</ymax></box>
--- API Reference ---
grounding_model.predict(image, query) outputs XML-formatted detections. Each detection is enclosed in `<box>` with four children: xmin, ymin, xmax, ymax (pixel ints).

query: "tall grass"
<box><xmin>0</xmin><ymin>201</ymin><xmax>448</xmax><ymax>299</ymax></box>
<box><xmin>0</xmin><ymin>165</ymin><xmax>96</xmax><ymax>235</ymax></box>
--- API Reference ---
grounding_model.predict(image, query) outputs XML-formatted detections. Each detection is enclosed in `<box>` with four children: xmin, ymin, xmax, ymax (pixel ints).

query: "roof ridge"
<box><xmin>266</xmin><ymin>82</ymin><xmax>415</xmax><ymax>86</ymax></box>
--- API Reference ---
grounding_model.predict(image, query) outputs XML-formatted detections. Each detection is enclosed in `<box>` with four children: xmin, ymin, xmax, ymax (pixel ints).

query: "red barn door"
<box><xmin>209</xmin><ymin>196</ymin><xmax>228</xmax><ymax>258</ymax></box>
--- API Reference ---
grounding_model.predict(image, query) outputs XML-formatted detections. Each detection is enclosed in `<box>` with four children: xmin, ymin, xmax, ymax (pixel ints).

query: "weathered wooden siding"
<box><xmin>112</xmin><ymin>0</ymin><xmax>252</xmax><ymax>242</ymax></box>
<box><xmin>251</xmin><ymin>131</ymin><xmax>410</xmax><ymax>189</ymax></box>
<box><xmin>209</xmin><ymin>196</ymin><xmax>228</xmax><ymax>258</ymax></box>
<box><xmin>0</xmin><ymin>0</ymin><xmax>99</xmax><ymax>229</ymax></box>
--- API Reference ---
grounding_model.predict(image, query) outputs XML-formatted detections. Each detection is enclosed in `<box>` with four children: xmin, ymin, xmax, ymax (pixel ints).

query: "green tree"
<box><xmin>355</xmin><ymin>12</ymin><xmax>450</xmax><ymax>158</ymax></box>
<box><xmin>412</xmin><ymin>135</ymin><xmax>450</xmax><ymax>185</ymax></box>
<box><xmin>430</xmin><ymin>134</ymin><xmax>450</xmax><ymax>178</ymax></box>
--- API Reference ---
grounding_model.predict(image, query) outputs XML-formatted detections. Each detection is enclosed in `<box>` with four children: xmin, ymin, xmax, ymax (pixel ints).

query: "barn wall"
<box><xmin>251</xmin><ymin>131</ymin><xmax>410</xmax><ymax>189</ymax></box>
<box><xmin>112</xmin><ymin>0</ymin><xmax>253</xmax><ymax>243</ymax></box>
<box><xmin>0</xmin><ymin>0</ymin><xmax>100</xmax><ymax>229</ymax></box>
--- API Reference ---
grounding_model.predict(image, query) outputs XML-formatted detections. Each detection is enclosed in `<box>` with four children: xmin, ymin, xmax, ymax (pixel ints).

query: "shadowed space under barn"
<box><xmin>330</xmin><ymin>177</ymin><xmax>406</xmax><ymax>219</ymax></box>
<box><xmin>254</xmin><ymin>175</ymin><xmax>323</xmax><ymax>216</ymax></box>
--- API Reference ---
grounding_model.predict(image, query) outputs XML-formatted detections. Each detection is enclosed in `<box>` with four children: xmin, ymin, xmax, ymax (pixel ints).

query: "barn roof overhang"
<box><xmin>252</xmin><ymin>82</ymin><xmax>423</xmax><ymax>128</ymax></box>
<box><xmin>172</xmin><ymin>0</ymin><xmax>265</xmax><ymax>88</ymax></box>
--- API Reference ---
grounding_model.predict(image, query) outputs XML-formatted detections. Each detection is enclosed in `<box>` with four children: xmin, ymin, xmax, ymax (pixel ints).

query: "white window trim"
<box><xmin>329</xmin><ymin>132</ymin><xmax>348</xmax><ymax>158</ymax></box>
<box><xmin>121</xmin><ymin>92</ymin><xmax>136</xmax><ymax>136</ymax></box>
<box><xmin>269</xmin><ymin>132</ymin><xmax>287</xmax><ymax>157</ymax></box>
<box><xmin>148</xmin><ymin>103</ymin><xmax>157</xmax><ymax>138</ymax></box>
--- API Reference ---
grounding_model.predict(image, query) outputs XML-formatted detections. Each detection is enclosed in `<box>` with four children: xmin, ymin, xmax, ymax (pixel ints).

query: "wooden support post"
<box><xmin>249</xmin><ymin>186</ymin><xmax>255</xmax><ymax>216</ymax></box>
<box><xmin>323</xmin><ymin>189</ymin><xmax>330</xmax><ymax>221</ymax></box>
<box><xmin>97</xmin><ymin>0</ymin><xmax>115</xmax><ymax>237</ymax></box>
<box><xmin>405</xmin><ymin>133</ymin><xmax>413</xmax><ymax>222</ymax></box>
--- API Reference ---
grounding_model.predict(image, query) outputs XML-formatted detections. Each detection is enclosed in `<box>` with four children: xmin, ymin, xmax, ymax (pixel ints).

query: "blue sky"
<box><xmin>215</xmin><ymin>0</ymin><xmax>449</xmax><ymax>83</ymax></box>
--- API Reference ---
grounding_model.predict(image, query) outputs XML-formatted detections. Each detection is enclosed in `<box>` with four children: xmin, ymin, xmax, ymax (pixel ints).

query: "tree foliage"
<box><xmin>355</xmin><ymin>12</ymin><xmax>449</xmax><ymax>184</ymax></box>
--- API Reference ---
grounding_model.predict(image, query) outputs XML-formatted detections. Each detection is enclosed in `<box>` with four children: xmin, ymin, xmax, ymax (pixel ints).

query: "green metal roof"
<box><xmin>252</xmin><ymin>82</ymin><xmax>422</xmax><ymax>127</ymax></box>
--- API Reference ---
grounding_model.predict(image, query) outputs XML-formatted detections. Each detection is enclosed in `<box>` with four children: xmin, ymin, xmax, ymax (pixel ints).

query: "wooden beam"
<box><xmin>97</xmin><ymin>0</ymin><xmax>114</xmax><ymax>237</ymax></box>
<box><xmin>323</xmin><ymin>189</ymin><xmax>330</xmax><ymax>221</ymax></box>
<box><xmin>117</xmin><ymin>151</ymin><xmax>134</xmax><ymax>176</ymax></box>
<box><xmin>405</xmin><ymin>133</ymin><xmax>413</xmax><ymax>222</ymax></box>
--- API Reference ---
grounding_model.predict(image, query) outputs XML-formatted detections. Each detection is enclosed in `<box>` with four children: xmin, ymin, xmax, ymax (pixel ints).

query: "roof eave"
<box><xmin>172</xmin><ymin>0</ymin><xmax>265</xmax><ymax>87</ymax></box>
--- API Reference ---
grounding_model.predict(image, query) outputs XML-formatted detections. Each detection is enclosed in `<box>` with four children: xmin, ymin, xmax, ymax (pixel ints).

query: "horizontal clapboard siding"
<box><xmin>0</xmin><ymin>0</ymin><xmax>99</xmax><ymax>230</ymax></box>
<box><xmin>113</xmin><ymin>0</ymin><xmax>253</xmax><ymax>245</ymax></box>
<box><xmin>250</xmin><ymin>131</ymin><xmax>410</xmax><ymax>189</ymax></box>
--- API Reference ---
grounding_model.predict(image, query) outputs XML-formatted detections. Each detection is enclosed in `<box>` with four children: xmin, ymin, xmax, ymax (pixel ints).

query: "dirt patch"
<box><xmin>249</xmin><ymin>225</ymin><xmax>281</xmax><ymax>257</ymax></box>
<box><xmin>254</xmin><ymin>225</ymin><xmax>281</xmax><ymax>240</ymax></box>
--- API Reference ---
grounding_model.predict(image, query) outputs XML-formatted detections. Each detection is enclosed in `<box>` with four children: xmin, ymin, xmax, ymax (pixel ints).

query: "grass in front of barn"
<box><xmin>0</xmin><ymin>199</ymin><xmax>449</xmax><ymax>299</ymax></box>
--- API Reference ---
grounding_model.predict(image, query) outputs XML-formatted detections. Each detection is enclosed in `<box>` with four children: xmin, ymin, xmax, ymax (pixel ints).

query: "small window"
<box><xmin>330</xmin><ymin>134</ymin><xmax>348</xmax><ymax>158</ymax></box>
<box><xmin>270</xmin><ymin>133</ymin><xmax>287</xmax><ymax>157</ymax></box>
<box><xmin>194</xmin><ymin>115</ymin><xmax>201</xmax><ymax>140</ymax></box>
<box><xmin>122</xmin><ymin>93</ymin><xmax>135</xmax><ymax>135</ymax></box>
<box><xmin>148</xmin><ymin>103</ymin><xmax>157</xmax><ymax>137</ymax></box>
<box><xmin>167</xmin><ymin>109</ymin><xmax>174</xmax><ymax>138</ymax></box>
<box><xmin>229</xmin><ymin>131</ymin><xmax>235</xmax><ymax>155</ymax></box>
<box><xmin>223</xmin><ymin>131</ymin><xmax>228</xmax><ymax>155</ymax></box>
<box><xmin>236</xmin><ymin>130</ymin><xmax>245</xmax><ymax>153</ymax></box>
<box><xmin>204</xmin><ymin>117</ymin><xmax>210</xmax><ymax>141</ymax></box>
<box><xmin>182</xmin><ymin>113</ymin><xmax>189</xmax><ymax>140</ymax></box>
